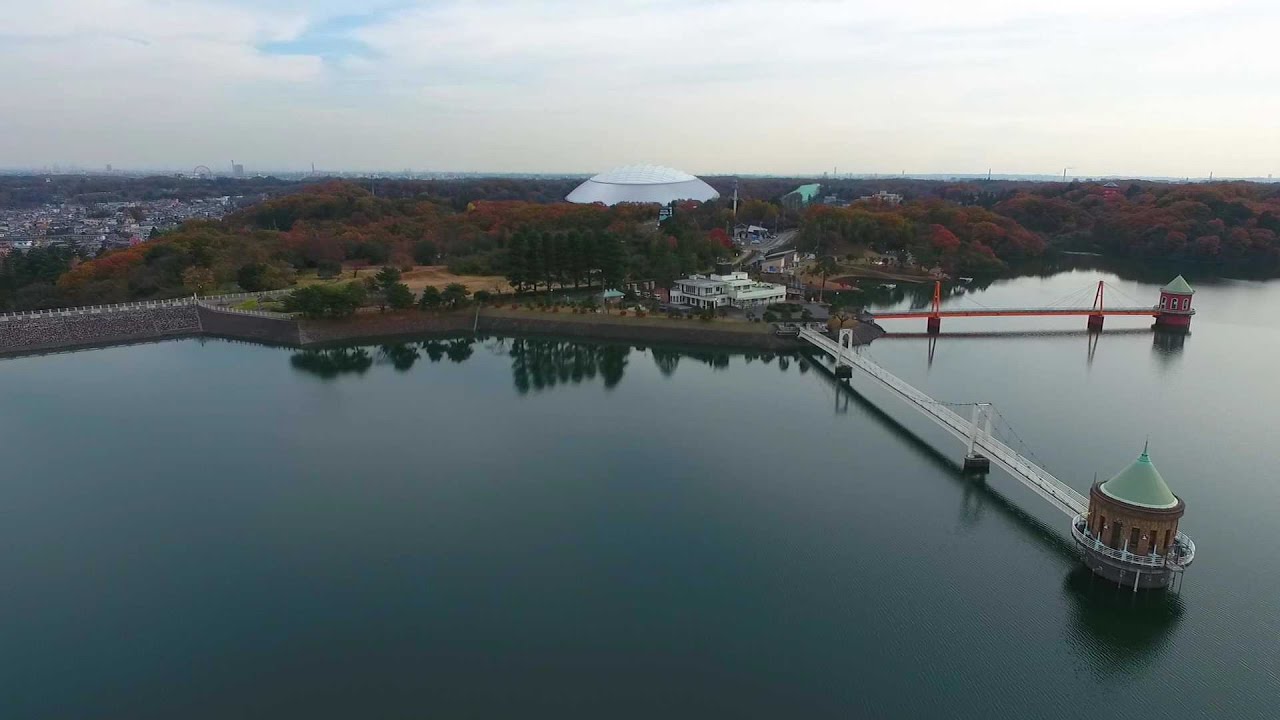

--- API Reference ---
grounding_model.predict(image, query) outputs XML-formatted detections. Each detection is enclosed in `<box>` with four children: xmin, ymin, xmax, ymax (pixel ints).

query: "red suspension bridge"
<box><xmin>869</xmin><ymin>276</ymin><xmax>1197</xmax><ymax>334</ymax></box>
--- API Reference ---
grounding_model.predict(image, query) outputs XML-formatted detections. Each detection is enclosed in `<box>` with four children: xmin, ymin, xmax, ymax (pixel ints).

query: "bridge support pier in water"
<box><xmin>1088</xmin><ymin>281</ymin><xmax>1105</xmax><ymax>330</ymax></box>
<box><xmin>867</xmin><ymin>276</ymin><xmax>1198</xmax><ymax>334</ymax></box>
<box><xmin>963</xmin><ymin>403</ymin><xmax>992</xmax><ymax>474</ymax></box>
<box><xmin>926</xmin><ymin>280</ymin><xmax>942</xmax><ymax>334</ymax></box>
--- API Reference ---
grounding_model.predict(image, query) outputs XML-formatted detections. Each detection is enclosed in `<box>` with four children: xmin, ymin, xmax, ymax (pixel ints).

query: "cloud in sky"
<box><xmin>2</xmin><ymin>0</ymin><xmax>1278</xmax><ymax>176</ymax></box>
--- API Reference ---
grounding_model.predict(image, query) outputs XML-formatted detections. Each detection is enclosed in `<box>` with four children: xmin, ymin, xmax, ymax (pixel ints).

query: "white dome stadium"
<box><xmin>565</xmin><ymin>165</ymin><xmax>720</xmax><ymax>206</ymax></box>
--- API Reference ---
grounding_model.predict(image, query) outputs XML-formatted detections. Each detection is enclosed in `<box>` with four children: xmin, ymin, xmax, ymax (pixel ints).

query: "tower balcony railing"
<box><xmin>1071</xmin><ymin>515</ymin><xmax>1195</xmax><ymax>571</ymax></box>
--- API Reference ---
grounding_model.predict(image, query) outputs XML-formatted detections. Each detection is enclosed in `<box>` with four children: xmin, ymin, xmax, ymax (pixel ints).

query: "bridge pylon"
<box><xmin>834</xmin><ymin>328</ymin><xmax>857</xmax><ymax>378</ymax></box>
<box><xmin>1088</xmin><ymin>280</ymin><xmax>1105</xmax><ymax>330</ymax></box>
<box><xmin>927</xmin><ymin>280</ymin><xmax>942</xmax><ymax>334</ymax></box>
<box><xmin>963</xmin><ymin>403</ymin><xmax>993</xmax><ymax>474</ymax></box>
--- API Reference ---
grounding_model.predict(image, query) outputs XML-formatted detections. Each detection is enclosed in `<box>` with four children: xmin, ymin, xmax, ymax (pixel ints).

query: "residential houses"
<box><xmin>0</xmin><ymin>196</ymin><xmax>238</xmax><ymax>255</ymax></box>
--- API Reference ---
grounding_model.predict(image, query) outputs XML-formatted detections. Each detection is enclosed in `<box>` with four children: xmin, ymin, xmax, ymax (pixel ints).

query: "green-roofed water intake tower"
<box><xmin>1072</xmin><ymin>445</ymin><xmax>1195</xmax><ymax>590</ymax></box>
<box><xmin>1155</xmin><ymin>275</ymin><xmax>1196</xmax><ymax>331</ymax></box>
<box><xmin>798</xmin><ymin>326</ymin><xmax>1198</xmax><ymax>593</ymax></box>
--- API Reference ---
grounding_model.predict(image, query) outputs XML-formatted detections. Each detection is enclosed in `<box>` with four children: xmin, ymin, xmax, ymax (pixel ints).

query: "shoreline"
<box><xmin>0</xmin><ymin>304</ymin><xmax>885</xmax><ymax>358</ymax></box>
<box><xmin>298</xmin><ymin>308</ymin><xmax>884</xmax><ymax>352</ymax></box>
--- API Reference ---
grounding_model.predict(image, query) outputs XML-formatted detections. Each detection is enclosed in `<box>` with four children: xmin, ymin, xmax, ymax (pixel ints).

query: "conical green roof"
<box><xmin>1162</xmin><ymin>275</ymin><xmax>1194</xmax><ymax>295</ymax></box>
<box><xmin>1100</xmin><ymin>448</ymin><xmax>1179</xmax><ymax>509</ymax></box>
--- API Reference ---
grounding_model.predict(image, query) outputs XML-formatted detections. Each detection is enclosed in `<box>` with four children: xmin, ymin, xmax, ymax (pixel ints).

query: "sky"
<box><xmin>2</xmin><ymin>0</ymin><xmax>1278</xmax><ymax>177</ymax></box>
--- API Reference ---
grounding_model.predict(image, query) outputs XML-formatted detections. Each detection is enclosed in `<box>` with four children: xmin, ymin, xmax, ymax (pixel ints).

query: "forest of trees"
<box><xmin>3</xmin><ymin>176</ymin><xmax>1279</xmax><ymax>311</ymax></box>
<box><xmin>793</xmin><ymin>181</ymin><xmax>1280</xmax><ymax>274</ymax></box>
<box><xmin>794</xmin><ymin>200</ymin><xmax>1048</xmax><ymax>275</ymax></box>
<box><xmin>1</xmin><ymin>181</ymin><xmax>733</xmax><ymax>310</ymax></box>
<box><xmin>994</xmin><ymin>181</ymin><xmax>1280</xmax><ymax>263</ymax></box>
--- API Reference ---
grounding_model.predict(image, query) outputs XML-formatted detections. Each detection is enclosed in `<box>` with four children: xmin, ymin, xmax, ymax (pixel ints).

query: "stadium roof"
<box><xmin>566</xmin><ymin>165</ymin><xmax>720</xmax><ymax>206</ymax></box>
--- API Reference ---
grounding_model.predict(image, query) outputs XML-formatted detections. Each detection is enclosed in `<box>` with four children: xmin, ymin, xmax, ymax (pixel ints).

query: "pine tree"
<box><xmin>598</xmin><ymin>233</ymin><xmax>626</xmax><ymax>291</ymax></box>
<box><xmin>418</xmin><ymin>285</ymin><xmax>442</xmax><ymax>310</ymax></box>
<box><xmin>386</xmin><ymin>282</ymin><xmax>414</xmax><ymax>309</ymax></box>
<box><xmin>566</xmin><ymin>231</ymin><xmax>586</xmax><ymax>288</ymax></box>
<box><xmin>586</xmin><ymin>230</ymin><xmax>607</xmax><ymax>289</ymax></box>
<box><xmin>540</xmin><ymin>231</ymin><xmax>557</xmax><ymax>298</ymax></box>
<box><xmin>374</xmin><ymin>265</ymin><xmax>401</xmax><ymax>290</ymax></box>
<box><xmin>506</xmin><ymin>231</ymin><xmax>527</xmax><ymax>292</ymax></box>
<box><xmin>552</xmin><ymin>233</ymin><xmax>571</xmax><ymax>290</ymax></box>
<box><xmin>523</xmin><ymin>229</ymin><xmax>543</xmax><ymax>294</ymax></box>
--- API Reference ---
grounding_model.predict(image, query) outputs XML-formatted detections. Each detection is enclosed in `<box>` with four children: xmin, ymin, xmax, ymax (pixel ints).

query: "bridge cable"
<box><xmin>1042</xmin><ymin>283</ymin><xmax>1096</xmax><ymax>309</ymax></box>
<box><xmin>955</xmin><ymin>291</ymin><xmax>998</xmax><ymax>311</ymax></box>
<box><xmin>990</xmin><ymin>408</ymin><xmax>1057</xmax><ymax>477</ymax></box>
<box><xmin>1101</xmin><ymin>281</ymin><xmax>1151</xmax><ymax>307</ymax></box>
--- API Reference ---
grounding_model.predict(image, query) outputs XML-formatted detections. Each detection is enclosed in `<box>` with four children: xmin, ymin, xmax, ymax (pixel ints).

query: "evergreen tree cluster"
<box><xmin>504</xmin><ymin>228</ymin><xmax>626</xmax><ymax>293</ymax></box>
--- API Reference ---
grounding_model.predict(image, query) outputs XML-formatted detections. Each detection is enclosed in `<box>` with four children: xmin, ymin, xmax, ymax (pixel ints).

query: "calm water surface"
<box><xmin>2</xmin><ymin>265</ymin><xmax>1277</xmax><ymax>718</ymax></box>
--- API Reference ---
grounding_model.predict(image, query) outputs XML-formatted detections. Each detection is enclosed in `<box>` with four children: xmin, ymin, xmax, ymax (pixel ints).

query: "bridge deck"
<box><xmin>872</xmin><ymin>306</ymin><xmax>1156</xmax><ymax>319</ymax></box>
<box><xmin>799</xmin><ymin>328</ymin><xmax>1088</xmax><ymax>517</ymax></box>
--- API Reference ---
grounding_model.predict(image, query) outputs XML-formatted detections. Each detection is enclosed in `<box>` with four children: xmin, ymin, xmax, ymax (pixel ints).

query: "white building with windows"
<box><xmin>858</xmin><ymin>190</ymin><xmax>904</xmax><ymax>205</ymax></box>
<box><xmin>670</xmin><ymin>270</ymin><xmax>787</xmax><ymax>310</ymax></box>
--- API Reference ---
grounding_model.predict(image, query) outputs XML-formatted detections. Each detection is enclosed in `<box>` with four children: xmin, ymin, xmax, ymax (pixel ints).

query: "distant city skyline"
<box><xmin>3</xmin><ymin>165</ymin><xmax>1275</xmax><ymax>185</ymax></box>
<box><xmin>4</xmin><ymin>1</ymin><xmax>1279</xmax><ymax>178</ymax></box>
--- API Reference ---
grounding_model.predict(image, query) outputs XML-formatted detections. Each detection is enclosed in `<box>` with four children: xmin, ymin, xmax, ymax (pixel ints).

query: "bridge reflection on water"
<box><xmin>284</xmin><ymin>333</ymin><xmax>1186</xmax><ymax>660</ymax></box>
<box><xmin>881</xmin><ymin>327</ymin><xmax>1186</xmax><ymax>367</ymax></box>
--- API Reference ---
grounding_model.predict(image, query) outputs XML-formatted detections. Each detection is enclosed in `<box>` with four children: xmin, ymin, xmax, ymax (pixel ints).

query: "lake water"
<box><xmin>2</xmin><ymin>264</ymin><xmax>1277</xmax><ymax>718</ymax></box>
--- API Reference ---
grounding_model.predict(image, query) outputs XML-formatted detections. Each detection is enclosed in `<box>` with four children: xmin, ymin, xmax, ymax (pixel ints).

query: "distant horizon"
<box><xmin>2</xmin><ymin>165</ymin><xmax>1276</xmax><ymax>185</ymax></box>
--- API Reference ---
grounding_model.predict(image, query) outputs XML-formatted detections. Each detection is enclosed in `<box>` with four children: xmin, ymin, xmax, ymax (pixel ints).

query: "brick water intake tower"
<box><xmin>1071</xmin><ymin>444</ymin><xmax>1195</xmax><ymax>590</ymax></box>
<box><xmin>1155</xmin><ymin>275</ymin><xmax>1195</xmax><ymax>330</ymax></box>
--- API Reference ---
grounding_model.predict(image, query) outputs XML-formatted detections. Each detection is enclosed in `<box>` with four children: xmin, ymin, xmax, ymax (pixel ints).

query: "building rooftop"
<box><xmin>786</xmin><ymin>184</ymin><xmax>822</xmax><ymax>203</ymax></box>
<box><xmin>1162</xmin><ymin>275</ymin><xmax>1195</xmax><ymax>295</ymax></box>
<box><xmin>566</xmin><ymin>165</ymin><xmax>719</xmax><ymax>205</ymax></box>
<box><xmin>676</xmin><ymin>278</ymin><xmax>724</xmax><ymax>288</ymax></box>
<box><xmin>1099</xmin><ymin>447</ymin><xmax>1180</xmax><ymax>509</ymax></box>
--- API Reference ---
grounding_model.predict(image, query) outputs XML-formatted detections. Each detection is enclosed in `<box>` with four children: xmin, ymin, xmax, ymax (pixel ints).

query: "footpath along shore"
<box><xmin>0</xmin><ymin>301</ymin><xmax>885</xmax><ymax>357</ymax></box>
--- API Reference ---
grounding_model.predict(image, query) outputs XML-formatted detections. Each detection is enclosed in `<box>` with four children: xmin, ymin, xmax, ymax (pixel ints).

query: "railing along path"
<box><xmin>0</xmin><ymin>289</ymin><xmax>293</xmax><ymax>322</ymax></box>
<box><xmin>799</xmin><ymin>328</ymin><xmax>1087</xmax><ymax>517</ymax></box>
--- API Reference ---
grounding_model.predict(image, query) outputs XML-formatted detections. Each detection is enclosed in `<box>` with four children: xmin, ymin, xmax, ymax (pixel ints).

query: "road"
<box><xmin>735</xmin><ymin>229</ymin><xmax>796</xmax><ymax>267</ymax></box>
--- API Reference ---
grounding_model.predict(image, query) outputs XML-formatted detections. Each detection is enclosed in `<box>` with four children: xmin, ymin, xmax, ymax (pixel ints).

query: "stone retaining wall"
<box><xmin>0</xmin><ymin>305</ymin><xmax>884</xmax><ymax>357</ymax></box>
<box><xmin>475</xmin><ymin>314</ymin><xmax>806</xmax><ymax>351</ymax></box>
<box><xmin>198</xmin><ymin>306</ymin><xmax>302</xmax><ymax>346</ymax></box>
<box><xmin>298</xmin><ymin>312</ymin><xmax>473</xmax><ymax>346</ymax></box>
<box><xmin>0</xmin><ymin>306</ymin><xmax>201</xmax><ymax>356</ymax></box>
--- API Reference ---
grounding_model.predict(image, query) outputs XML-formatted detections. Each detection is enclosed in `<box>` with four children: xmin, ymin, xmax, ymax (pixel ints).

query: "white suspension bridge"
<box><xmin>799</xmin><ymin>327</ymin><xmax>1088</xmax><ymax>517</ymax></box>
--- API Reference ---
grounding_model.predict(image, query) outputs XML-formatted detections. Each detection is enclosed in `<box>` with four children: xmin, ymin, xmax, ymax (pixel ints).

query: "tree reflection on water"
<box><xmin>291</xmin><ymin>338</ymin><xmax>477</xmax><ymax>380</ymax></box>
<box><xmin>291</xmin><ymin>336</ymin><xmax>804</xmax><ymax>392</ymax></box>
<box><xmin>289</xmin><ymin>347</ymin><xmax>374</xmax><ymax>379</ymax></box>
<box><xmin>508</xmin><ymin>338</ymin><xmax>628</xmax><ymax>394</ymax></box>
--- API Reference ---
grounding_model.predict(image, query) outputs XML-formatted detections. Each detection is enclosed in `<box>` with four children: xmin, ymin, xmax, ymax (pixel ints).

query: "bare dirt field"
<box><xmin>298</xmin><ymin>266</ymin><xmax>510</xmax><ymax>294</ymax></box>
<box><xmin>398</xmin><ymin>267</ymin><xmax>509</xmax><ymax>294</ymax></box>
